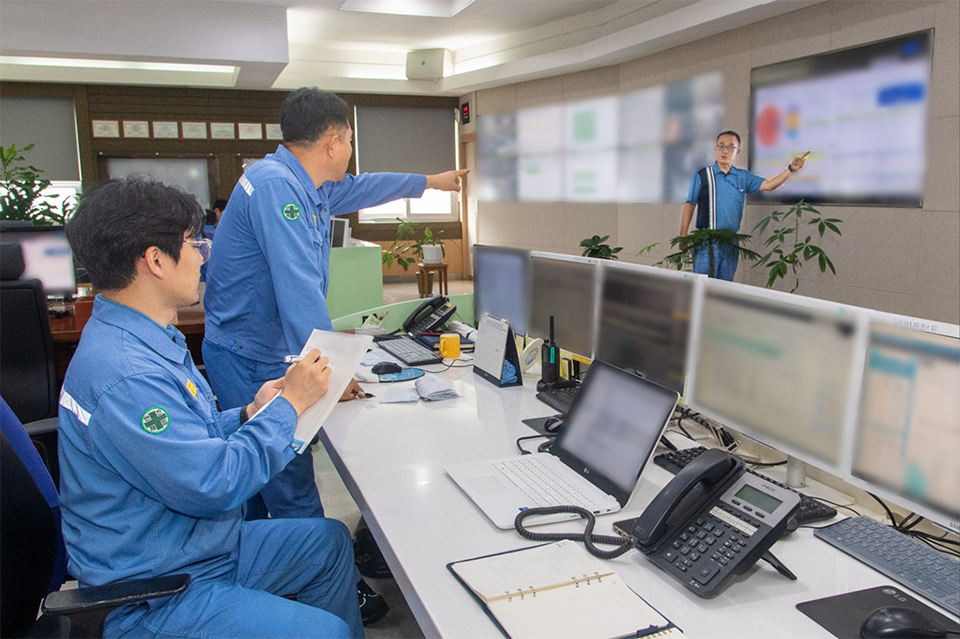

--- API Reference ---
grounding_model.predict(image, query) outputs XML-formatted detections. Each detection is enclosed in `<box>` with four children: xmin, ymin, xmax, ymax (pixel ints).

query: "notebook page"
<box><xmin>451</xmin><ymin>541</ymin><xmax>616</xmax><ymax>603</ymax></box>
<box><xmin>487</xmin><ymin>574</ymin><xmax>673</xmax><ymax>639</ymax></box>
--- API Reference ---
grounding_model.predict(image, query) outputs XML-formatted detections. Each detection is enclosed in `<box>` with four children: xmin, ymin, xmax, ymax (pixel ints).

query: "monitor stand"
<box><xmin>755</xmin><ymin>455</ymin><xmax>855</xmax><ymax>506</ymax></box>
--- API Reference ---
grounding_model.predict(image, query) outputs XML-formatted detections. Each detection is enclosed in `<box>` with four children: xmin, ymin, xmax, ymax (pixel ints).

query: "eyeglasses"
<box><xmin>184</xmin><ymin>238</ymin><xmax>212</xmax><ymax>264</ymax></box>
<box><xmin>716</xmin><ymin>144</ymin><xmax>739</xmax><ymax>152</ymax></box>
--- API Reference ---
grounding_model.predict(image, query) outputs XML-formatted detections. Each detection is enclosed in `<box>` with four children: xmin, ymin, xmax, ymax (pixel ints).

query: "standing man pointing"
<box><xmin>202</xmin><ymin>89</ymin><xmax>464</xmax><ymax>506</ymax></box>
<box><xmin>680</xmin><ymin>130</ymin><xmax>808</xmax><ymax>280</ymax></box>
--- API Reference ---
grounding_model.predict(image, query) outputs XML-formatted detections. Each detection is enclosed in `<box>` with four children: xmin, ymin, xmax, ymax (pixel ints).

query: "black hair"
<box><xmin>717</xmin><ymin>130</ymin><xmax>741</xmax><ymax>147</ymax></box>
<box><xmin>212</xmin><ymin>198</ymin><xmax>228</xmax><ymax>211</ymax></box>
<box><xmin>205</xmin><ymin>209</ymin><xmax>219</xmax><ymax>226</ymax></box>
<box><xmin>280</xmin><ymin>87</ymin><xmax>351</xmax><ymax>146</ymax></box>
<box><xmin>66</xmin><ymin>177</ymin><xmax>204</xmax><ymax>291</ymax></box>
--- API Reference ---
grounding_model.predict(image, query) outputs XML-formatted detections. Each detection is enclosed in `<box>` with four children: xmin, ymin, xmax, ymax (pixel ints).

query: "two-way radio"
<box><xmin>539</xmin><ymin>315</ymin><xmax>561</xmax><ymax>387</ymax></box>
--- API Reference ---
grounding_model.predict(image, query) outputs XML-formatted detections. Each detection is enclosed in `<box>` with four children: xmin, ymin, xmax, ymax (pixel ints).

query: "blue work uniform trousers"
<box><xmin>106</xmin><ymin>518</ymin><xmax>364</xmax><ymax>639</ymax></box>
<box><xmin>693</xmin><ymin>242</ymin><xmax>739</xmax><ymax>281</ymax></box>
<box><xmin>202</xmin><ymin>339</ymin><xmax>324</xmax><ymax>520</ymax></box>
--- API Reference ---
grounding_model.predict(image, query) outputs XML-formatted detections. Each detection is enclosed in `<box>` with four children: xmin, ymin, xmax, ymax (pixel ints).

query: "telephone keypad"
<box><xmin>660</xmin><ymin>506</ymin><xmax>766</xmax><ymax>593</ymax></box>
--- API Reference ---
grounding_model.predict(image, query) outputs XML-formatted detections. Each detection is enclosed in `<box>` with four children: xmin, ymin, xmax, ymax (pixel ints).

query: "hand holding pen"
<box><xmin>285</xmin><ymin>354</ymin><xmax>373</xmax><ymax>400</ymax></box>
<box><xmin>279</xmin><ymin>349</ymin><xmax>332</xmax><ymax>415</ymax></box>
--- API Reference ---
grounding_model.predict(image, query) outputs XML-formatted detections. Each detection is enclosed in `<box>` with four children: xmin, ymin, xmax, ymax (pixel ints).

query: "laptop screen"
<box><xmin>554</xmin><ymin>361</ymin><xmax>679</xmax><ymax>497</ymax></box>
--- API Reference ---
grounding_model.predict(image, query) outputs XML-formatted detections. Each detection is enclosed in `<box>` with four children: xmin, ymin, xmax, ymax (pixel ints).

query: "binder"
<box><xmin>447</xmin><ymin>540</ymin><xmax>684</xmax><ymax>639</ymax></box>
<box><xmin>473</xmin><ymin>313</ymin><xmax>522</xmax><ymax>388</ymax></box>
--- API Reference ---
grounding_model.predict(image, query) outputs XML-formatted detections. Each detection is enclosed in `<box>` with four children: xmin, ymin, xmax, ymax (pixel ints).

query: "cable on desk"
<box><xmin>514</xmin><ymin>506</ymin><xmax>638</xmax><ymax>560</ymax></box>
<box><xmin>516</xmin><ymin>435</ymin><xmax>552</xmax><ymax>455</ymax></box>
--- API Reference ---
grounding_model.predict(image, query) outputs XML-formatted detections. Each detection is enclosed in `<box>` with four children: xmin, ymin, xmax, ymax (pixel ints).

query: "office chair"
<box><xmin>0</xmin><ymin>241</ymin><xmax>61</xmax><ymax>485</ymax></box>
<box><xmin>1</xmin><ymin>397</ymin><xmax>190</xmax><ymax>638</ymax></box>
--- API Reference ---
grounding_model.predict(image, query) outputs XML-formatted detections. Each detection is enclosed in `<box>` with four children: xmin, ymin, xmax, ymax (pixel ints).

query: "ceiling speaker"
<box><xmin>406</xmin><ymin>49</ymin><xmax>450</xmax><ymax>81</ymax></box>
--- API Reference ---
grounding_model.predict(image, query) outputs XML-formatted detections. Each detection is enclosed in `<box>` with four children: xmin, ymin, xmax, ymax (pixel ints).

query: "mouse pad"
<box><xmin>797</xmin><ymin>585</ymin><xmax>960</xmax><ymax>639</ymax></box>
<box><xmin>377</xmin><ymin>368</ymin><xmax>425</xmax><ymax>383</ymax></box>
<box><xmin>520</xmin><ymin>415</ymin><xmax>563</xmax><ymax>436</ymax></box>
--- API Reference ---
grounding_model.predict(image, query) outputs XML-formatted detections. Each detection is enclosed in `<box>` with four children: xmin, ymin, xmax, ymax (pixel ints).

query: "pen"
<box><xmin>352</xmin><ymin>390</ymin><xmax>375</xmax><ymax>399</ymax></box>
<box><xmin>283</xmin><ymin>355</ymin><xmax>303</xmax><ymax>363</ymax></box>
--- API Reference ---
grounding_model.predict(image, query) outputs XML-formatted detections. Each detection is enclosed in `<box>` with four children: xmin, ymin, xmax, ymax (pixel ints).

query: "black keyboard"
<box><xmin>535</xmin><ymin>384</ymin><xmax>580</xmax><ymax>413</ymax></box>
<box><xmin>653</xmin><ymin>446</ymin><xmax>838</xmax><ymax>526</ymax></box>
<box><xmin>816</xmin><ymin>516</ymin><xmax>960</xmax><ymax>616</ymax></box>
<box><xmin>377</xmin><ymin>336</ymin><xmax>442</xmax><ymax>366</ymax></box>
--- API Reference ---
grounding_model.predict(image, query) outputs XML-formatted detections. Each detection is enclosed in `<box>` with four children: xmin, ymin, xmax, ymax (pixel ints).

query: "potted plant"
<box><xmin>381</xmin><ymin>218</ymin><xmax>445</xmax><ymax>269</ymax></box>
<box><xmin>381</xmin><ymin>218</ymin><xmax>417</xmax><ymax>271</ymax></box>
<box><xmin>579</xmin><ymin>235</ymin><xmax>622</xmax><ymax>260</ymax></box>
<box><xmin>752</xmin><ymin>200</ymin><xmax>842</xmax><ymax>293</ymax></box>
<box><xmin>658</xmin><ymin>228</ymin><xmax>761</xmax><ymax>278</ymax></box>
<box><xmin>0</xmin><ymin>143</ymin><xmax>68</xmax><ymax>226</ymax></box>
<box><xmin>414</xmin><ymin>227</ymin><xmax>444</xmax><ymax>264</ymax></box>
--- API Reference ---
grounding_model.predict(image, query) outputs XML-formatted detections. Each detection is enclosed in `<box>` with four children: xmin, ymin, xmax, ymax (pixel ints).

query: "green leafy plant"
<box><xmin>0</xmin><ymin>143</ymin><xmax>65</xmax><ymax>225</ymax></box>
<box><xmin>752</xmin><ymin>200</ymin><xmax>842</xmax><ymax>293</ymax></box>
<box><xmin>412</xmin><ymin>226</ymin><xmax>445</xmax><ymax>260</ymax></box>
<box><xmin>579</xmin><ymin>235</ymin><xmax>622</xmax><ymax>260</ymax></box>
<box><xmin>636</xmin><ymin>242</ymin><xmax>658</xmax><ymax>258</ymax></box>
<box><xmin>381</xmin><ymin>218</ymin><xmax>445</xmax><ymax>270</ymax></box>
<box><xmin>658</xmin><ymin>228</ymin><xmax>761</xmax><ymax>278</ymax></box>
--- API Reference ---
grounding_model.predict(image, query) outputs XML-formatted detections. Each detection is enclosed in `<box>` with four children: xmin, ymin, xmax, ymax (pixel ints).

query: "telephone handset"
<box><xmin>402</xmin><ymin>295</ymin><xmax>456</xmax><ymax>336</ymax></box>
<box><xmin>628</xmin><ymin>449</ymin><xmax>801</xmax><ymax>598</ymax></box>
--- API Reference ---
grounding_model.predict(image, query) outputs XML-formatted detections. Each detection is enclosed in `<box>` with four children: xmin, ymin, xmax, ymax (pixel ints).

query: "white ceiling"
<box><xmin>0</xmin><ymin>0</ymin><xmax>821</xmax><ymax>96</ymax></box>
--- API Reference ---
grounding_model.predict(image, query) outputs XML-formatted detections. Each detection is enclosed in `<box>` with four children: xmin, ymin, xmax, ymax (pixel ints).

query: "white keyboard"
<box><xmin>493</xmin><ymin>456</ymin><xmax>608</xmax><ymax>510</ymax></box>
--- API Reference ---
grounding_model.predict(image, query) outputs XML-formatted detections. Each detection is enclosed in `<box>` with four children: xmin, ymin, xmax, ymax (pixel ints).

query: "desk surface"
<box><xmin>320</xmin><ymin>367</ymin><xmax>958</xmax><ymax>638</ymax></box>
<box><xmin>48</xmin><ymin>302</ymin><xmax>204</xmax><ymax>343</ymax></box>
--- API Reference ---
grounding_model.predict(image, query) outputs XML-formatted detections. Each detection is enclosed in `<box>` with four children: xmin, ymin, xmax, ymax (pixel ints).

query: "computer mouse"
<box><xmin>371</xmin><ymin>361</ymin><xmax>402</xmax><ymax>376</ymax></box>
<box><xmin>860</xmin><ymin>606</ymin><xmax>947</xmax><ymax>639</ymax></box>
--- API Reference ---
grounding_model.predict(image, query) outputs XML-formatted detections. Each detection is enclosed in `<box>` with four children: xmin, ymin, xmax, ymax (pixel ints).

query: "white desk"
<box><xmin>320</xmin><ymin>368</ymin><xmax>958</xmax><ymax>638</ymax></box>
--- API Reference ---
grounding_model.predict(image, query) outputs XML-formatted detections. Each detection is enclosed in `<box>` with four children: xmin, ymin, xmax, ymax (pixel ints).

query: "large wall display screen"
<box><xmin>750</xmin><ymin>30</ymin><xmax>932</xmax><ymax>206</ymax></box>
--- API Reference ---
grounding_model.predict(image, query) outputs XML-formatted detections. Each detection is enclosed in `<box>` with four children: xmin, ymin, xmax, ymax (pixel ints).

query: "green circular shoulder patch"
<box><xmin>282</xmin><ymin>202</ymin><xmax>301</xmax><ymax>221</ymax></box>
<box><xmin>141</xmin><ymin>407</ymin><xmax>170</xmax><ymax>434</ymax></box>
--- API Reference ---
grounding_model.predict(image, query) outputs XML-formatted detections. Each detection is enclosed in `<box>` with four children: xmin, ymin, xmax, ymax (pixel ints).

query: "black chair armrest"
<box><xmin>42</xmin><ymin>574</ymin><xmax>190</xmax><ymax>615</ymax></box>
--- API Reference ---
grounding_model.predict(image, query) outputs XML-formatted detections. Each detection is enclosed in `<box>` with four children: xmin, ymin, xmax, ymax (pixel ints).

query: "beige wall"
<box><xmin>465</xmin><ymin>0</ymin><xmax>960</xmax><ymax>324</ymax></box>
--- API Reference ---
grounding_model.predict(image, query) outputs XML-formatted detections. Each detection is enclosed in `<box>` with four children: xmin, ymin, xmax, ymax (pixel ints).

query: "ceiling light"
<box><xmin>0</xmin><ymin>56</ymin><xmax>236</xmax><ymax>75</ymax></box>
<box><xmin>338</xmin><ymin>0</ymin><xmax>476</xmax><ymax>18</ymax></box>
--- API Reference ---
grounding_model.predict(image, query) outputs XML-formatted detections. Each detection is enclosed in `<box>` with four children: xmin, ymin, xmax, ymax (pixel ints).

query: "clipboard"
<box><xmin>473</xmin><ymin>313</ymin><xmax>522</xmax><ymax>388</ymax></box>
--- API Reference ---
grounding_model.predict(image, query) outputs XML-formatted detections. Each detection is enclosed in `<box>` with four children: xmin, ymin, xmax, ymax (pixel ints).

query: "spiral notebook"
<box><xmin>448</xmin><ymin>540</ymin><xmax>684</xmax><ymax>639</ymax></box>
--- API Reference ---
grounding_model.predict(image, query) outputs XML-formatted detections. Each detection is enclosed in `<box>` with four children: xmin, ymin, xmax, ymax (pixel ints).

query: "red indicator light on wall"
<box><xmin>460</xmin><ymin>102</ymin><xmax>470</xmax><ymax>125</ymax></box>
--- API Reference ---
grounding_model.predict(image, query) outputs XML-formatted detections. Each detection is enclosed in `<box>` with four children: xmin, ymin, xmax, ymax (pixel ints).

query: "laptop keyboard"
<box><xmin>377</xmin><ymin>337</ymin><xmax>442</xmax><ymax>366</ymax></box>
<box><xmin>493</xmin><ymin>456</ymin><xmax>609</xmax><ymax>511</ymax></box>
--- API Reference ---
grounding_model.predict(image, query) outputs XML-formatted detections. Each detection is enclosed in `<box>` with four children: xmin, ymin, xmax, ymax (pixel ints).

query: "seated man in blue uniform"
<box><xmin>202</xmin><ymin>87</ymin><xmax>466</xmax><ymax>610</ymax></box>
<box><xmin>679</xmin><ymin>130</ymin><xmax>809</xmax><ymax>280</ymax></box>
<box><xmin>58</xmin><ymin>177</ymin><xmax>364</xmax><ymax>639</ymax></box>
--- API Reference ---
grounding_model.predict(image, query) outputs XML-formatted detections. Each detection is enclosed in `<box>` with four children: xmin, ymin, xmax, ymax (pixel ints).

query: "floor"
<box><xmin>381</xmin><ymin>275</ymin><xmax>474</xmax><ymax>305</ymax></box>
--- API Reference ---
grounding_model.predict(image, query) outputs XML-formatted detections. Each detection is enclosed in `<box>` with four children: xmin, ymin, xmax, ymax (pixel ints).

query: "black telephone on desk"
<box><xmin>616</xmin><ymin>449</ymin><xmax>800</xmax><ymax>598</ymax></box>
<box><xmin>402</xmin><ymin>295</ymin><xmax>456</xmax><ymax>335</ymax></box>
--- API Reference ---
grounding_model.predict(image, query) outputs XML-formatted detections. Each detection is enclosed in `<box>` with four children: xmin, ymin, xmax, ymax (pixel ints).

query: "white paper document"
<box><xmin>291</xmin><ymin>330</ymin><xmax>373</xmax><ymax>453</ymax></box>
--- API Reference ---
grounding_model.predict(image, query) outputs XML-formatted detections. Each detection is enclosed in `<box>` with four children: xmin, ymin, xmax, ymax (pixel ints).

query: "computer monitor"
<box><xmin>0</xmin><ymin>225</ymin><xmax>76</xmax><ymax>297</ymax></box>
<box><xmin>594</xmin><ymin>262</ymin><xmax>701</xmax><ymax>395</ymax></box>
<box><xmin>330</xmin><ymin>217</ymin><xmax>350</xmax><ymax>247</ymax></box>
<box><xmin>844</xmin><ymin>317</ymin><xmax>960</xmax><ymax>535</ymax></box>
<box><xmin>684</xmin><ymin>279</ymin><xmax>866</xmax><ymax>478</ymax></box>
<box><xmin>472</xmin><ymin>244</ymin><xmax>530</xmax><ymax>336</ymax></box>
<box><xmin>529</xmin><ymin>252</ymin><xmax>600</xmax><ymax>360</ymax></box>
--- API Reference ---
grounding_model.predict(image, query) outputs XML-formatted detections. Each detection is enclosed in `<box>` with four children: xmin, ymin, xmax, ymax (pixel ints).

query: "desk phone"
<box><xmin>615</xmin><ymin>449</ymin><xmax>800</xmax><ymax>598</ymax></box>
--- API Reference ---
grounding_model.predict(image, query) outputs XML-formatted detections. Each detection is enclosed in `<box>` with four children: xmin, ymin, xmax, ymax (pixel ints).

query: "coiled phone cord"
<box><xmin>514</xmin><ymin>506</ymin><xmax>638</xmax><ymax>560</ymax></box>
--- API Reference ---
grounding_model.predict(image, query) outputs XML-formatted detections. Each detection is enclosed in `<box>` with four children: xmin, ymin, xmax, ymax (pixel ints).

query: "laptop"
<box><xmin>445</xmin><ymin>360</ymin><xmax>680</xmax><ymax>529</ymax></box>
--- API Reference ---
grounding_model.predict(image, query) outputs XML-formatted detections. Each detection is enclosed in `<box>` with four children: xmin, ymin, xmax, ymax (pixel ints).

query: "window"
<box><xmin>354</xmin><ymin>106</ymin><xmax>459</xmax><ymax>222</ymax></box>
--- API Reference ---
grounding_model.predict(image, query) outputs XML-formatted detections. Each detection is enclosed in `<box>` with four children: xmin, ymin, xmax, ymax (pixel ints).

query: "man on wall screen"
<box><xmin>679</xmin><ymin>130</ymin><xmax>808</xmax><ymax>281</ymax></box>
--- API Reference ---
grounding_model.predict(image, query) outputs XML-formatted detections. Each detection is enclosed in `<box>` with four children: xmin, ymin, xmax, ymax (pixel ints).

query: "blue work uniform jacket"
<box><xmin>204</xmin><ymin>145</ymin><xmax>427</xmax><ymax>363</ymax></box>
<box><xmin>57</xmin><ymin>296</ymin><xmax>300</xmax><ymax>587</ymax></box>
<box><xmin>686</xmin><ymin>162</ymin><xmax>765</xmax><ymax>232</ymax></box>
